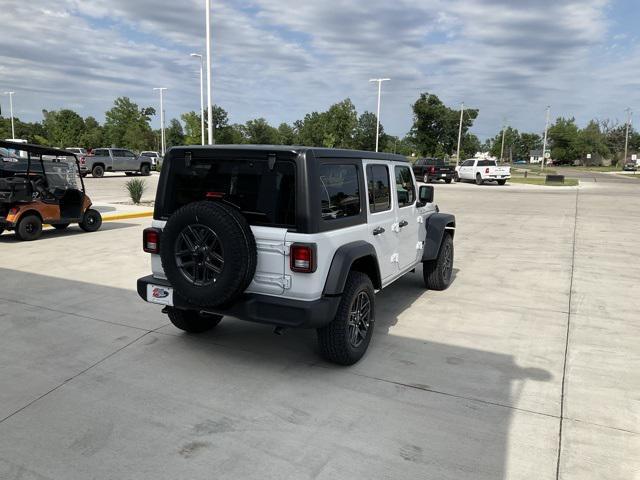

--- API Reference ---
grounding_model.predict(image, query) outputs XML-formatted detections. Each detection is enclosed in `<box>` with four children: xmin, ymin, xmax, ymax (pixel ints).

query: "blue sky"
<box><xmin>1</xmin><ymin>0</ymin><xmax>639</xmax><ymax>140</ymax></box>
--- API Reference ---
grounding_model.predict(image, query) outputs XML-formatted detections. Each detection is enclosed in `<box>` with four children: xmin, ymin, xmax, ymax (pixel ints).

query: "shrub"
<box><xmin>125</xmin><ymin>178</ymin><xmax>146</xmax><ymax>204</ymax></box>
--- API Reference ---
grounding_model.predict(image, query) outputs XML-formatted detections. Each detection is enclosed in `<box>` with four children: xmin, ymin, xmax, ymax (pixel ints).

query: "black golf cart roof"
<box><xmin>0</xmin><ymin>140</ymin><xmax>77</xmax><ymax>159</ymax></box>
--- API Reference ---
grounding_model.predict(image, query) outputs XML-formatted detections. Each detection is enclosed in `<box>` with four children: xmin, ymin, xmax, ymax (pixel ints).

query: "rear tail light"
<box><xmin>429</xmin><ymin>166</ymin><xmax>436</xmax><ymax>174</ymax></box>
<box><xmin>485</xmin><ymin>167</ymin><xmax>490</xmax><ymax>174</ymax></box>
<box><xmin>143</xmin><ymin>227</ymin><xmax>161</xmax><ymax>254</ymax></box>
<box><xmin>80</xmin><ymin>156</ymin><xmax>86</xmax><ymax>165</ymax></box>
<box><xmin>290</xmin><ymin>243</ymin><xmax>316</xmax><ymax>273</ymax></box>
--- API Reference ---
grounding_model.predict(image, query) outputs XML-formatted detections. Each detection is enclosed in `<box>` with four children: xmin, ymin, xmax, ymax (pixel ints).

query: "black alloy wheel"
<box><xmin>174</xmin><ymin>224</ymin><xmax>225</xmax><ymax>287</ymax></box>
<box><xmin>347</xmin><ymin>291</ymin><xmax>372</xmax><ymax>348</ymax></box>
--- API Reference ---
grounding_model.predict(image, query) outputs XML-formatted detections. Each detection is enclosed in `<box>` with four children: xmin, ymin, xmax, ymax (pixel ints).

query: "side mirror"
<box><xmin>418</xmin><ymin>185</ymin><xmax>434</xmax><ymax>206</ymax></box>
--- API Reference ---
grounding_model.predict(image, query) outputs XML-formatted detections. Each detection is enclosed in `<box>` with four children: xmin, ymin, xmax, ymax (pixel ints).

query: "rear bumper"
<box><xmin>137</xmin><ymin>275</ymin><xmax>341</xmax><ymax>329</ymax></box>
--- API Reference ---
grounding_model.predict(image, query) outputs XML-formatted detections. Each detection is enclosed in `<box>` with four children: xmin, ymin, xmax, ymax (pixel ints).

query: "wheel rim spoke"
<box><xmin>348</xmin><ymin>291</ymin><xmax>371</xmax><ymax>348</ymax></box>
<box><xmin>175</xmin><ymin>224</ymin><xmax>224</xmax><ymax>286</ymax></box>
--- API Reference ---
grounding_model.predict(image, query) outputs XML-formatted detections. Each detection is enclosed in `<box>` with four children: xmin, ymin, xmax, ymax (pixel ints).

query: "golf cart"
<box><xmin>0</xmin><ymin>141</ymin><xmax>102</xmax><ymax>241</ymax></box>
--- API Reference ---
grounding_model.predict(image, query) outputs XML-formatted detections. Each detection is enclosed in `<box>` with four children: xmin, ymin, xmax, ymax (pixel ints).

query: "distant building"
<box><xmin>530</xmin><ymin>149</ymin><xmax>543</xmax><ymax>164</ymax></box>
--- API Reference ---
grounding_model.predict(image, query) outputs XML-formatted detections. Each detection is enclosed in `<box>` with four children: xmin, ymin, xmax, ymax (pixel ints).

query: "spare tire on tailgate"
<box><xmin>160</xmin><ymin>201</ymin><xmax>257</xmax><ymax>307</ymax></box>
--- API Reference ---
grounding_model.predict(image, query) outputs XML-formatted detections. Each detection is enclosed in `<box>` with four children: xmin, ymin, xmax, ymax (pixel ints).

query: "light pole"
<box><xmin>456</xmin><ymin>102</ymin><xmax>464</xmax><ymax>166</ymax></box>
<box><xmin>205</xmin><ymin>0</ymin><xmax>213</xmax><ymax>145</ymax></box>
<box><xmin>623</xmin><ymin>108</ymin><xmax>632</xmax><ymax>168</ymax></box>
<box><xmin>153</xmin><ymin>88</ymin><xmax>167</xmax><ymax>156</ymax></box>
<box><xmin>541</xmin><ymin>106</ymin><xmax>551</xmax><ymax>171</ymax></box>
<box><xmin>369</xmin><ymin>78</ymin><xmax>390</xmax><ymax>152</ymax></box>
<box><xmin>500</xmin><ymin>122</ymin><xmax>506</xmax><ymax>163</ymax></box>
<box><xmin>190</xmin><ymin>53</ymin><xmax>205</xmax><ymax>145</ymax></box>
<box><xmin>3</xmin><ymin>91</ymin><xmax>15</xmax><ymax>139</ymax></box>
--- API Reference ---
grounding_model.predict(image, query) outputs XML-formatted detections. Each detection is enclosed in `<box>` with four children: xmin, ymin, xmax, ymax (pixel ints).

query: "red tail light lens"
<box><xmin>290</xmin><ymin>243</ymin><xmax>316</xmax><ymax>273</ymax></box>
<box><xmin>429</xmin><ymin>166</ymin><xmax>436</xmax><ymax>174</ymax></box>
<box><xmin>80</xmin><ymin>156</ymin><xmax>86</xmax><ymax>165</ymax></box>
<box><xmin>485</xmin><ymin>167</ymin><xmax>490</xmax><ymax>174</ymax></box>
<box><xmin>143</xmin><ymin>227</ymin><xmax>161</xmax><ymax>254</ymax></box>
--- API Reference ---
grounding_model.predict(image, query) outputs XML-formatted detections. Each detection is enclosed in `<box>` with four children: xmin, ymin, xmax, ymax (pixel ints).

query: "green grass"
<box><xmin>509</xmin><ymin>177</ymin><xmax>579</xmax><ymax>186</ymax></box>
<box><xmin>124</xmin><ymin>178</ymin><xmax>147</xmax><ymax>204</ymax></box>
<box><xmin>569</xmin><ymin>165</ymin><xmax>620</xmax><ymax>172</ymax></box>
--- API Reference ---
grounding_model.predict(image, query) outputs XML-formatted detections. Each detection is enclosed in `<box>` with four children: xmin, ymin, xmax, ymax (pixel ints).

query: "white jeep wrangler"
<box><xmin>137</xmin><ymin>146</ymin><xmax>456</xmax><ymax>365</ymax></box>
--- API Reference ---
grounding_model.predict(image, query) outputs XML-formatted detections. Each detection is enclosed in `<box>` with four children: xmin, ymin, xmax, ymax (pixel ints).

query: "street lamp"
<box><xmin>3</xmin><ymin>91</ymin><xmax>15</xmax><ymax>139</ymax></box>
<box><xmin>205</xmin><ymin>0</ymin><xmax>213</xmax><ymax>145</ymax></box>
<box><xmin>623</xmin><ymin>108</ymin><xmax>632</xmax><ymax>168</ymax></box>
<box><xmin>541</xmin><ymin>106</ymin><xmax>551</xmax><ymax>171</ymax></box>
<box><xmin>456</xmin><ymin>102</ymin><xmax>464</xmax><ymax>166</ymax></box>
<box><xmin>153</xmin><ymin>87</ymin><xmax>167</xmax><ymax>156</ymax></box>
<box><xmin>190</xmin><ymin>53</ymin><xmax>205</xmax><ymax>145</ymax></box>
<box><xmin>369</xmin><ymin>78</ymin><xmax>390</xmax><ymax>152</ymax></box>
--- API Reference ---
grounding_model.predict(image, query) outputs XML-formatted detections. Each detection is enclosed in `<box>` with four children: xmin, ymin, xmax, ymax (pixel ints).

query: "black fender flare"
<box><xmin>422</xmin><ymin>213</ymin><xmax>456</xmax><ymax>261</ymax></box>
<box><xmin>323</xmin><ymin>241</ymin><xmax>381</xmax><ymax>295</ymax></box>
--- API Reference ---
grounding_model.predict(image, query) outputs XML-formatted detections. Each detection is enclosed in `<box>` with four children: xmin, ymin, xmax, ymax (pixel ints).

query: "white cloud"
<box><xmin>1</xmin><ymin>0</ymin><xmax>636</xmax><ymax>139</ymax></box>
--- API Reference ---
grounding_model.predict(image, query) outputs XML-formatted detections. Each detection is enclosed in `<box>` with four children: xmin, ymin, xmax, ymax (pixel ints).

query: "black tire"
<box><xmin>218</xmin><ymin>203</ymin><xmax>258</xmax><ymax>293</ymax></box>
<box><xmin>445</xmin><ymin>178</ymin><xmax>452</xmax><ymax>184</ymax></box>
<box><xmin>497</xmin><ymin>179</ymin><xmax>507</xmax><ymax>185</ymax></box>
<box><xmin>92</xmin><ymin>165</ymin><xmax>104</xmax><ymax>178</ymax></box>
<box><xmin>16</xmin><ymin>214</ymin><xmax>43</xmax><ymax>241</ymax></box>
<box><xmin>160</xmin><ymin>201</ymin><xmax>257</xmax><ymax>308</ymax></box>
<box><xmin>166</xmin><ymin>307</ymin><xmax>222</xmax><ymax>333</ymax></box>
<box><xmin>475</xmin><ymin>173</ymin><xmax>484</xmax><ymax>185</ymax></box>
<box><xmin>423</xmin><ymin>233</ymin><xmax>454</xmax><ymax>291</ymax></box>
<box><xmin>140</xmin><ymin>164</ymin><xmax>151</xmax><ymax>176</ymax></box>
<box><xmin>80</xmin><ymin>209</ymin><xmax>102</xmax><ymax>232</ymax></box>
<box><xmin>53</xmin><ymin>223</ymin><xmax>70</xmax><ymax>230</ymax></box>
<box><xmin>317</xmin><ymin>271</ymin><xmax>375</xmax><ymax>365</ymax></box>
<box><xmin>454</xmin><ymin>172</ymin><xmax>460</xmax><ymax>182</ymax></box>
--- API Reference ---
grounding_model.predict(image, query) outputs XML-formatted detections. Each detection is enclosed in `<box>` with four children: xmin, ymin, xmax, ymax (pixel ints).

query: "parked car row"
<box><xmin>412</xmin><ymin>157</ymin><xmax>511</xmax><ymax>185</ymax></box>
<box><xmin>73</xmin><ymin>148</ymin><xmax>161</xmax><ymax>178</ymax></box>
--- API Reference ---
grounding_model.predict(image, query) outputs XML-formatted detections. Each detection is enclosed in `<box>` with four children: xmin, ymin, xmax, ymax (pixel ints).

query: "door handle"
<box><xmin>399</xmin><ymin>220</ymin><xmax>409</xmax><ymax>228</ymax></box>
<box><xmin>373</xmin><ymin>227</ymin><xmax>385</xmax><ymax>236</ymax></box>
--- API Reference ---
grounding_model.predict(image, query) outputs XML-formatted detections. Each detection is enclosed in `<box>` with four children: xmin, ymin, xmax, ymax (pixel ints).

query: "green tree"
<box><xmin>353</xmin><ymin>111</ymin><xmax>379</xmax><ymax>151</ymax></box>
<box><xmin>242</xmin><ymin>118</ymin><xmax>279</xmax><ymax>144</ymax></box>
<box><xmin>181</xmin><ymin>111</ymin><xmax>202</xmax><ymax>145</ymax></box>
<box><xmin>165</xmin><ymin>118</ymin><xmax>185</xmax><ymax>148</ymax></box>
<box><xmin>517</xmin><ymin>133</ymin><xmax>542</xmax><ymax>161</ymax></box>
<box><xmin>42</xmin><ymin>109</ymin><xmax>86</xmax><ymax>147</ymax></box>
<box><xmin>277</xmin><ymin>123</ymin><xmax>296</xmax><ymax>145</ymax></box>
<box><xmin>548</xmin><ymin>117</ymin><xmax>580</xmax><ymax>164</ymax></box>
<box><xmin>80</xmin><ymin>116</ymin><xmax>104</xmax><ymax>148</ymax></box>
<box><xmin>294</xmin><ymin>111</ymin><xmax>326</xmax><ymax>147</ymax></box>
<box><xmin>323</xmin><ymin>99</ymin><xmax>358</xmax><ymax>148</ymax></box>
<box><xmin>461</xmin><ymin>133</ymin><xmax>481</xmax><ymax>160</ymax></box>
<box><xmin>576</xmin><ymin>121</ymin><xmax>609</xmax><ymax>164</ymax></box>
<box><xmin>489</xmin><ymin>127</ymin><xmax>519</xmax><ymax>160</ymax></box>
<box><xmin>410</xmin><ymin>93</ymin><xmax>478</xmax><ymax>156</ymax></box>
<box><xmin>104</xmin><ymin>97</ymin><xmax>155</xmax><ymax>150</ymax></box>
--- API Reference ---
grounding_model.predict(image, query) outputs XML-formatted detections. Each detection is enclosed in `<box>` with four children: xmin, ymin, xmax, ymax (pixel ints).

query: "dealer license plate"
<box><xmin>147</xmin><ymin>284</ymin><xmax>174</xmax><ymax>306</ymax></box>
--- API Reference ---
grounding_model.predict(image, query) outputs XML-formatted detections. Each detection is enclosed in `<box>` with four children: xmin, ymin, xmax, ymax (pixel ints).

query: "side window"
<box><xmin>395</xmin><ymin>165</ymin><xmax>416</xmax><ymax>208</ymax></box>
<box><xmin>366</xmin><ymin>164</ymin><xmax>391</xmax><ymax>213</ymax></box>
<box><xmin>319</xmin><ymin>164</ymin><xmax>361</xmax><ymax>220</ymax></box>
<box><xmin>125</xmin><ymin>150</ymin><xmax>136</xmax><ymax>158</ymax></box>
<box><xmin>94</xmin><ymin>149</ymin><xmax>106</xmax><ymax>156</ymax></box>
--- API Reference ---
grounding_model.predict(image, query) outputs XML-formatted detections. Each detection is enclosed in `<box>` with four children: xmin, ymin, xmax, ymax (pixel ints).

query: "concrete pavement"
<box><xmin>0</xmin><ymin>179</ymin><xmax>638</xmax><ymax>479</ymax></box>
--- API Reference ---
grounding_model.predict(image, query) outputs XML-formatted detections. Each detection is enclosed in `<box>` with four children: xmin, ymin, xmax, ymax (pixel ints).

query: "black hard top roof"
<box><xmin>0</xmin><ymin>140</ymin><xmax>76</xmax><ymax>158</ymax></box>
<box><xmin>171</xmin><ymin>144</ymin><xmax>409</xmax><ymax>162</ymax></box>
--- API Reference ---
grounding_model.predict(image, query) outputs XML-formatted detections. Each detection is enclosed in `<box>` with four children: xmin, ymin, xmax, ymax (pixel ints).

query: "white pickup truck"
<box><xmin>455</xmin><ymin>159</ymin><xmax>511</xmax><ymax>185</ymax></box>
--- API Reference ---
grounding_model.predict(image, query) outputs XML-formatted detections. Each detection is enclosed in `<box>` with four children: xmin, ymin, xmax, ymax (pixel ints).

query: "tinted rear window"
<box><xmin>162</xmin><ymin>154</ymin><xmax>296</xmax><ymax>228</ymax></box>
<box><xmin>478</xmin><ymin>160</ymin><xmax>497</xmax><ymax>166</ymax></box>
<box><xmin>425</xmin><ymin>158</ymin><xmax>445</xmax><ymax>166</ymax></box>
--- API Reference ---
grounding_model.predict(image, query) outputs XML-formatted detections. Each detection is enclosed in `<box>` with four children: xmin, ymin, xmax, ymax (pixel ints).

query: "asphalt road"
<box><xmin>0</xmin><ymin>179</ymin><xmax>638</xmax><ymax>479</ymax></box>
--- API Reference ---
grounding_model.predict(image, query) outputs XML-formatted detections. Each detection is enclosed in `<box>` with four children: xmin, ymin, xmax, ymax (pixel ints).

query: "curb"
<box><xmin>102</xmin><ymin>211</ymin><xmax>153</xmax><ymax>221</ymax></box>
